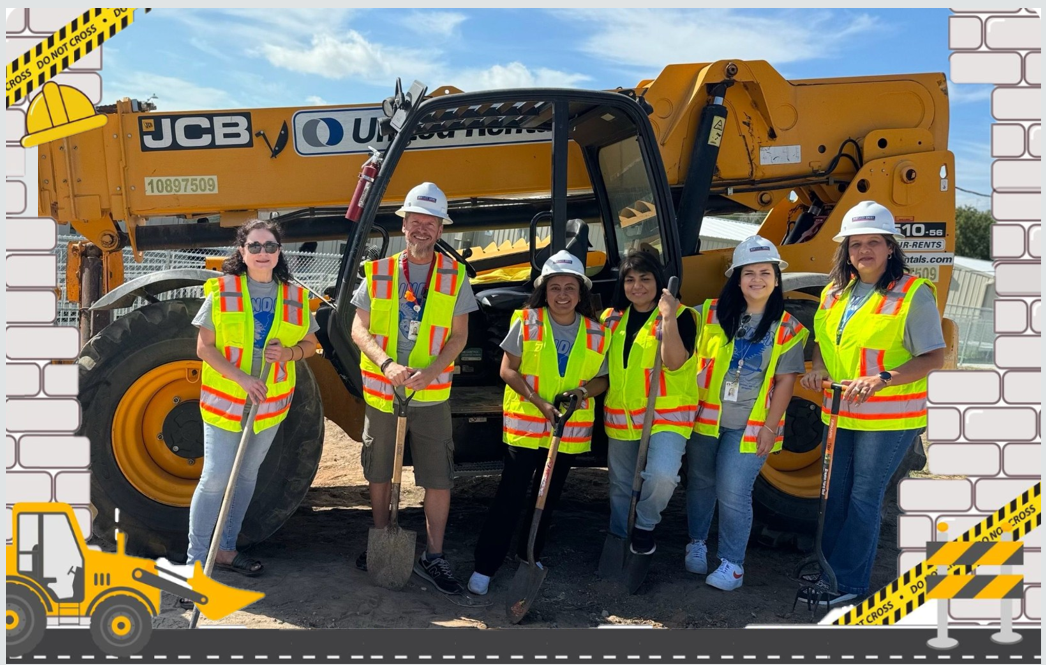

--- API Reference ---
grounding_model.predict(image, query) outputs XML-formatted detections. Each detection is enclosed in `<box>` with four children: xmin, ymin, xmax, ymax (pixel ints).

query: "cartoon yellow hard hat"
<box><xmin>20</xmin><ymin>81</ymin><xmax>108</xmax><ymax>149</ymax></box>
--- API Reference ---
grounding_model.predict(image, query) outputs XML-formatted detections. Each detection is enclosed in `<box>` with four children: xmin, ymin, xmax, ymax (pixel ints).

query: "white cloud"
<box><xmin>397</xmin><ymin>11</ymin><xmax>467</xmax><ymax>39</ymax></box>
<box><xmin>104</xmin><ymin>72</ymin><xmax>240</xmax><ymax>111</ymax></box>
<box><xmin>946</xmin><ymin>80</ymin><xmax>993</xmax><ymax>105</ymax></box>
<box><xmin>259</xmin><ymin>31</ymin><xmax>440</xmax><ymax>84</ymax></box>
<box><xmin>560</xmin><ymin>9</ymin><xmax>880</xmax><ymax>70</ymax></box>
<box><xmin>306</xmin><ymin>95</ymin><xmax>331</xmax><ymax>106</ymax></box>
<box><xmin>453</xmin><ymin>62</ymin><xmax>591</xmax><ymax>91</ymax></box>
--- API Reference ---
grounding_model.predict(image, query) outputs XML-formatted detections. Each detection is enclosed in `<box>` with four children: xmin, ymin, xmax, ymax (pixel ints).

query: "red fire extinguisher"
<box><xmin>345</xmin><ymin>147</ymin><xmax>383</xmax><ymax>222</ymax></box>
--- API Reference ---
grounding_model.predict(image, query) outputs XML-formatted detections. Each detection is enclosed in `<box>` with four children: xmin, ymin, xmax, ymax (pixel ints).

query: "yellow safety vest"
<box><xmin>359</xmin><ymin>251</ymin><xmax>466</xmax><ymax>413</ymax></box>
<box><xmin>502</xmin><ymin>308</ymin><xmax>608</xmax><ymax>454</ymax></box>
<box><xmin>693</xmin><ymin>299</ymin><xmax>809</xmax><ymax>454</ymax></box>
<box><xmin>601</xmin><ymin>305</ymin><xmax>700</xmax><ymax>440</ymax></box>
<box><xmin>814</xmin><ymin>274</ymin><xmax>935</xmax><ymax>431</ymax></box>
<box><xmin>199</xmin><ymin>275</ymin><xmax>311</xmax><ymax>434</ymax></box>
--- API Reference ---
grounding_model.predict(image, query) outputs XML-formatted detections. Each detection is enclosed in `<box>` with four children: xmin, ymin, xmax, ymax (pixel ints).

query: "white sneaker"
<box><xmin>684</xmin><ymin>539</ymin><xmax>708</xmax><ymax>574</ymax></box>
<box><xmin>467</xmin><ymin>572</ymin><xmax>490</xmax><ymax>596</ymax></box>
<box><xmin>706</xmin><ymin>559</ymin><xmax>744</xmax><ymax>591</ymax></box>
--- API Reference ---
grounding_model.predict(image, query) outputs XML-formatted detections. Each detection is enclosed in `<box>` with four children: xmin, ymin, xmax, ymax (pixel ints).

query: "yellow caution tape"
<box><xmin>6</xmin><ymin>8</ymin><xmax>148</xmax><ymax>108</ymax></box>
<box><xmin>833</xmin><ymin>481</ymin><xmax>1040</xmax><ymax>626</ymax></box>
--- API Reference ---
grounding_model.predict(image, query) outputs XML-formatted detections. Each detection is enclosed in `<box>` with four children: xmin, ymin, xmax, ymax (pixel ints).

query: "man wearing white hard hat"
<box><xmin>466</xmin><ymin>250</ymin><xmax>610</xmax><ymax>596</ymax></box>
<box><xmin>798</xmin><ymin>200</ymin><xmax>944</xmax><ymax>607</ymax></box>
<box><xmin>684</xmin><ymin>235</ymin><xmax>808</xmax><ymax>590</ymax></box>
<box><xmin>350</xmin><ymin>182</ymin><xmax>477</xmax><ymax>594</ymax></box>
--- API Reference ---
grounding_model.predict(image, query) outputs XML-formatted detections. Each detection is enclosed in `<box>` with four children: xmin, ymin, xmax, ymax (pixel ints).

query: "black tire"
<box><xmin>752</xmin><ymin>430</ymin><xmax>927</xmax><ymax>549</ymax></box>
<box><xmin>89</xmin><ymin>595</ymin><xmax>152</xmax><ymax>657</ymax></box>
<box><xmin>79</xmin><ymin>299</ymin><xmax>324</xmax><ymax>561</ymax></box>
<box><xmin>7</xmin><ymin>584</ymin><xmax>46</xmax><ymax>657</ymax></box>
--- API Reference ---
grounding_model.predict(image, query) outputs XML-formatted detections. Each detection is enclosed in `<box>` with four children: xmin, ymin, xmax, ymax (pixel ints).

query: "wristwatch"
<box><xmin>879</xmin><ymin>370</ymin><xmax>893</xmax><ymax>384</ymax></box>
<box><xmin>578</xmin><ymin>385</ymin><xmax>589</xmax><ymax>400</ymax></box>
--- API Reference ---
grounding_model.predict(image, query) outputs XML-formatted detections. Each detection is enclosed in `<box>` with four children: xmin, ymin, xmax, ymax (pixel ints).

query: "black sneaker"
<box><xmin>797</xmin><ymin>583</ymin><xmax>858</xmax><ymax>608</ymax></box>
<box><xmin>630</xmin><ymin>527</ymin><xmax>656</xmax><ymax>555</ymax></box>
<box><xmin>413</xmin><ymin>554</ymin><xmax>464</xmax><ymax>595</ymax></box>
<box><xmin>356</xmin><ymin>551</ymin><xmax>367</xmax><ymax>572</ymax></box>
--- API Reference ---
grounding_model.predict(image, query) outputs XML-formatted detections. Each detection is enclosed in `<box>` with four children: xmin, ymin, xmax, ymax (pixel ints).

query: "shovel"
<box><xmin>597</xmin><ymin>276</ymin><xmax>678</xmax><ymax>593</ymax></box>
<box><xmin>190</xmin><ymin>361</ymin><xmax>271</xmax><ymax>630</ymax></box>
<box><xmin>506</xmin><ymin>392</ymin><xmax>580</xmax><ymax>624</ymax></box>
<box><xmin>792</xmin><ymin>380</ymin><xmax>844</xmax><ymax>617</ymax></box>
<box><xmin>368</xmin><ymin>385</ymin><xmax>418</xmax><ymax>590</ymax></box>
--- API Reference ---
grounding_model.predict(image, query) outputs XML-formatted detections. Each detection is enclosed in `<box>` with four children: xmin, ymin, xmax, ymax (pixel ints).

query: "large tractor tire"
<box><xmin>78</xmin><ymin>299</ymin><xmax>324</xmax><ymax>561</ymax></box>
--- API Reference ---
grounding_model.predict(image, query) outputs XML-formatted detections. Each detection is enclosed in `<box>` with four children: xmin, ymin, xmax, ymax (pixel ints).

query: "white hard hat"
<box><xmin>396</xmin><ymin>182</ymin><xmax>453</xmax><ymax>225</ymax></box>
<box><xmin>535</xmin><ymin>249</ymin><xmax>592</xmax><ymax>289</ymax></box>
<box><xmin>726</xmin><ymin>235</ymin><xmax>788</xmax><ymax>277</ymax></box>
<box><xmin>833</xmin><ymin>200</ymin><xmax>904</xmax><ymax>243</ymax></box>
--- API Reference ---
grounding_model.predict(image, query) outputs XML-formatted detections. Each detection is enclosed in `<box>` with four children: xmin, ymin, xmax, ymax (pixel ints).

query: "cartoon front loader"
<box><xmin>7</xmin><ymin>503</ymin><xmax>263</xmax><ymax>657</ymax></box>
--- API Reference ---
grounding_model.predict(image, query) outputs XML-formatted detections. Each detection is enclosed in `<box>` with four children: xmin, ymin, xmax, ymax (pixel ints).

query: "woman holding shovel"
<box><xmin>685</xmin><ymin>235</ymin><xmax>808</xmax><ymax>591</ymax></box>
<box><xmin>467</xmin><ymin>250</ymin><xmax>610</xmax><ymax>596</ymax></box>
<box><xmin>601</xmin><ymin>250</ymin><xmax>698</xmax><ymax>557</ymax></box>
<box><xmin>798</xmin><ymin>201</ymin><xmax>944</xmax><ymax>607</ymax></box>
<box><xmin>185</xmin><ymin>219</ymin><xmax>319</xmax><ymax>585</ymax></box>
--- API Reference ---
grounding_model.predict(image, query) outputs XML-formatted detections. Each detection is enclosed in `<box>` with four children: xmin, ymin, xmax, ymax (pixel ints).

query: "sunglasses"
<box><xmin>244</xmin><ymin>241</ymin><xmax>281</xmax><ymax>254</ymax></box>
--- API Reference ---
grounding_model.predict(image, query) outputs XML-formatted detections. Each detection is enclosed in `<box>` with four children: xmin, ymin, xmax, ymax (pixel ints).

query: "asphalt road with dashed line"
<box><xmin>8</xmin><ymin>628</ymin><xmax>1040</xmax><ymax>662</ymax></box>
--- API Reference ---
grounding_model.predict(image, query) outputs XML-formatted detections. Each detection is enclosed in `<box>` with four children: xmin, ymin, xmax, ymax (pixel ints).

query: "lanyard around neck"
<box><xmin>401</xmin><ymin>252</ymin><xmax>436</xmax><ymax>313</ymax></box>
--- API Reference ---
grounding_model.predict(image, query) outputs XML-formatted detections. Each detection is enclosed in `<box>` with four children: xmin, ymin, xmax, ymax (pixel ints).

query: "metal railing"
<box><xmin>944</xmin><ymin>303</ymin><xmax>995</xmax><ymax>367</ymax></box>
<box><xmin>55</xmin><ymin>237</ymin><xmax>345</xmax><ymax>328</ymax></box>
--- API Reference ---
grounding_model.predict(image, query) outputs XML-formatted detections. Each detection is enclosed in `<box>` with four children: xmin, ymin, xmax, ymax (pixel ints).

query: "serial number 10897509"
<box><xmin>144</xmin><ymin>176</ymin><xmax>219</xmax><ymax>195</ymax></box>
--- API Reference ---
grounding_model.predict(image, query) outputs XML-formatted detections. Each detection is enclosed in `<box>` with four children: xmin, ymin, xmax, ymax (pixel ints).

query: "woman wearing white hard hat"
<box><xmin>601</xmin><ymin>249</ymin><xmax>699</xmax><ymax>558</ymax></box>
<box><xmin>467</xmin><ymin>250</ymin><xmax>610</xmax><ymax>596</ymax></box>
<box><xmin>798</xmin><ymin>200</ymin><xmax>945</xmax><ymax>607</ymax></box>
<box><xmin>684</xmin><ymin>235</ymin><xmax>809</xmax><ymax>591</ymax></box>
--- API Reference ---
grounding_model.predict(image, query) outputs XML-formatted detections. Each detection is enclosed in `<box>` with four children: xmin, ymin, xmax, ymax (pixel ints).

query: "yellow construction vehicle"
<box><xmin>39</xmin><ymin>60</ymin><xmax>957</xmax><ymax>559</ymax></box>
<box><xmin>6</xmin><ymin>502</ymin><xmax>263</xmax><ymax>657</ymax></box>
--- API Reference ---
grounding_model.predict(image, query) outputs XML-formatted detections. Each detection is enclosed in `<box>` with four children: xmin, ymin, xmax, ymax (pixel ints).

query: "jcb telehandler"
<box><xmin>37</xmin><ymin>60</ymin><xmax>957</xmax><ymax>559</ymax></box>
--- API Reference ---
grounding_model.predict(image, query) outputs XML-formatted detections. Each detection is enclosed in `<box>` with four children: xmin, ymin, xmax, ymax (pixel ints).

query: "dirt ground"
<box><xmin>157</xmin><ymin>419</ymin><xmax>901</xmax><ymax>630</ymax></box>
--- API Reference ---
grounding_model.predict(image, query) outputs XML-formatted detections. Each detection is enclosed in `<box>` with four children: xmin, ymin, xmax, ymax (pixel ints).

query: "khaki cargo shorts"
<box><xmin>361</xmin><ymin>402</ymin><xmax>455</xmax><ymax>490</ymax></box>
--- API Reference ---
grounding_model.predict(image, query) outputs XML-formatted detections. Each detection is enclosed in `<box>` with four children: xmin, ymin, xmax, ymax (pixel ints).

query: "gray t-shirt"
<box><xmin>695</xmin><ymin>307</ymin><xmax>806</xmax><ymax>431</ymax></box>
<box><xmin>836</xmin><ymin>282</ymin><xmax>945</xmax><ymax>357</ymax></box>
<box><xmin>501</xmin><ymin>311</ymin><xmax>609</xmax><ymax>378</ymax></box>
<box><xmin>193</xmin><ymin>276</ymin><xmax>320</xmax><ymax>378</ymax></box>
<box><xmin>351</xmin><ymin>258</ymin><xmax>479</xmax><ymax>406</ymax></box>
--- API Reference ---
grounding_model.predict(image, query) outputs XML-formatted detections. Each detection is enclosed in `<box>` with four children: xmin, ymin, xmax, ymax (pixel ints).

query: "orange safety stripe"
<box><xmin>697</xmin><ymin>357</ymin><xmax>715</xmax><ymax>390</ymax></box>
<box><xmin>860</xmin><ymin>348</ymin><xmax>886</xmax><ymax>376</ymax></box>
<box><xmin>274</xmin><ymin>362</ymin><xmax>288</xmax><ymax>383</ymax></box>
<box><xmin>369</xmin><ymin>258</ymin><xmax>395</xmax><ymax>300</ymax></box>
<box><xmin>429</xmin><ymin>325</ymin><xmax>449</xmax><ymax>357</ymax></box>
<box><xmin>644</xmin><ymin>367</ymin><xmax>668</xmax><ymax>397</ymax></box>
<box><xmin>696</xmin><ymin>400</ymin><xmax>721</xmax><ymax>426</ymax></box>
<box><xmin>256</xmin><ymin>389</ymin><xmax>295</xmax><ymax>422</ymax></box>
<box><xmin>874</xmin><ymin>275</ymin><xmax>917</xmax><ymax>315</ymax></box>
<box><xmin>522</xmin><ymin>308</ymin><xmax>544</xmax><ymax>342</ymax></box>
<box><xmin>224</xmin><ymin>346</ymin><xmax>243</xmax><ymax>368</ymax></box>
<box><xmin>705</xmin><ymin>301</ymin><xmax>719</xmax><ymax>325</ymax></box>
<box><xmin>282</xmin><ymin>283</ymin><xmax>304</xmax><ymax>325</ymax></box>
<box><xmin>218</xmin><ymin>275</ymin><xmax>244</xmax><ymax>313</ymax></box>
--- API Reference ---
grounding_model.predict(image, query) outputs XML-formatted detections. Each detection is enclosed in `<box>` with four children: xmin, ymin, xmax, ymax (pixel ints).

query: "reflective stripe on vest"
<box><xmin>814</xmin><ymin>275</ymin><xmax>935</xmax><ymax>431</ymax></box>
<box><xmin>358</xmin><ymin>252</ymin><xmax>465</xmax><ymax>413</ymax></box>
<box><xmin>601</xmin><ymin>305</ymin><xmax>700</xmax><ymax>440</ymax></box>
<box><xmin>502</xmin><ymin>308</ymin><xmax>608</xmax><ymax>454</ymax></box>
<box><xmin>693</xmin><ymin>298</ymin><xmax>809</xmax><ymax>453</ymax></box>
<box><xmin>200</xmin><ymin>274</ymin><xmax>310</xmax><ymax>434</ymax></box>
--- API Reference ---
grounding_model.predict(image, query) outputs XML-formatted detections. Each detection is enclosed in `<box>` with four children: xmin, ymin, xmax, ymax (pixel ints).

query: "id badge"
<box><xmin>723</xmin><ymin>381</ymin><xmax>740</xmax><ymax>402</ymax></box>
<box><xmin>408</xmin><ymin>319</ymin><xmax>421</xmax><ymax>341</ymax></box>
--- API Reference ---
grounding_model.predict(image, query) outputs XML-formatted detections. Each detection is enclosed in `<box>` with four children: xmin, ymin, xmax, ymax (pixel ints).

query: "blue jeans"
<box><xmin>187</xmin><ymin>421</ymin><xmax>279</xmax><ymax>563</ymax></box>
<box><xmin>607</xmin><ymin>431</ymin><xmax>687</xmax><ymax>536</ymax></box>
<box><xmin>685</xmin><ymin>428</ymin><xmax>768</xmax><ymax>565</ymax></box>
<box><xmin>821</xmin><ymin>426</ymin><xmax>921</xmax><ymax>595</ymax></box>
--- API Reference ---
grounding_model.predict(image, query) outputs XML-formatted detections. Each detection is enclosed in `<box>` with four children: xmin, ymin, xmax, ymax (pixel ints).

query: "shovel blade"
<box><xmin>597</xmin><ymin>533</ymin><xmax>628</xmax><ymax>580</ymax></box>
<box><xmin>187</xmin><ymin>562</ymin><xmax>266</xmax><ymax>621</ymax></box>
<box><xmin>622</xmin><ymin>551</ymin><xmax>654</xmax><ymax>594</ymax></box>
<box><xmin>505</xmin><ymin>561</ymin><xmax>548</xmax><ymax>624</ymax></box>
<box><xmin>367</xmin><ymin>525</ymin><xmax>417</xmax><ymax>590</ymax></box>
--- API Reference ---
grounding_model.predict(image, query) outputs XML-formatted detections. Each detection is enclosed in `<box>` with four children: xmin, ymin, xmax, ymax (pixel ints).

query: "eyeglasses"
<box><xmin>245</xmin><ymin>241</ymin><xmax>281</xmax><ymax>254</ymax></box>
<box><xmin>737</xmin><ymin>314</ymin><xmax>753</xmax><ymax>339</ymax></box>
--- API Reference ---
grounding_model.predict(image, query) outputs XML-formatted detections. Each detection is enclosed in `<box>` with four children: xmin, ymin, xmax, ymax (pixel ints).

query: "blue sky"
<box><xmin>101</xmin><ymin>8</ymin><xmax>993</xmax><ymax>209</ymax></box>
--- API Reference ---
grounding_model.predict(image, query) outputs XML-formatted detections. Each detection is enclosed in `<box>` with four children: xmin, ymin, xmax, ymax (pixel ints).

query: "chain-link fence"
<box><xmin>55</xmin><ymin>237</ymin><xmax>345</xmax><ymax>327</ymax></box>
<box><xmin>943</xmin><ymin>303</ymin><xmax>995</xmax><ymax>367</ymax></box>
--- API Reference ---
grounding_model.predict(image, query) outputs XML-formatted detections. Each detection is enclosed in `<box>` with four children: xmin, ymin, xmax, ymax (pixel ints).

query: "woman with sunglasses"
<box><xmin>185</xmin><ymin>219</ymin><xmax>320</xmax><ymax>582</ymax></box>
<box><xmin>684</xmin><ymin>236</ymin><xmax>808</xmax><ymax>591</ymax></box>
